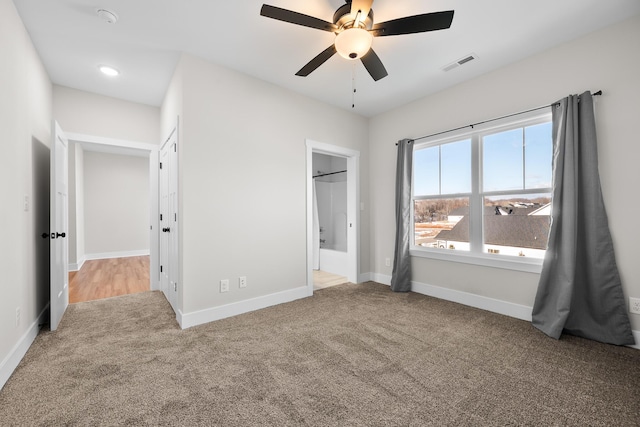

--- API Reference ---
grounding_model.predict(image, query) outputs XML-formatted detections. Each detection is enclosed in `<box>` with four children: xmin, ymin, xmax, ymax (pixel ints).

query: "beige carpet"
<box><xmin>1</xmin><ymin>282</ymin><xmax>639</xmax><ymax>426</ymax></box>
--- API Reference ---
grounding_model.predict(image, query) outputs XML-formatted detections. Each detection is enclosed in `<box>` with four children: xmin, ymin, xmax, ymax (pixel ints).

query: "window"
<box><xmin>411</xmin><ymin>111</ymin><xmax>552</xmax><ymax>271</ymax></box>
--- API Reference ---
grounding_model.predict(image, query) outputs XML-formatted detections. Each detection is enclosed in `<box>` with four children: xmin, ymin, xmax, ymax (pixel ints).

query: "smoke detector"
<box><xmin>97</xmin><ymin>9</ymin><xmax>118</xmax><ymax>24</ymax></box>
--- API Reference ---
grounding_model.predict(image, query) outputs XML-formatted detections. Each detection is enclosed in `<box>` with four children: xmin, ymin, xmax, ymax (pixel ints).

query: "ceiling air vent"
<box><xmin>442</xmin><ymin>53</ymin><xmax>478</xmax><ymax>72</ymax></box>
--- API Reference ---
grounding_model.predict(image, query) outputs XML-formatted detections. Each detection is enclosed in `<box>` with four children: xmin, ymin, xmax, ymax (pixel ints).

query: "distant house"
<box><xmin>447</xmin><ymin>206</ymin><xmax>468</xmax><ymax>223</ymax></box>
<box><xmin>435</xmin><ymin>205</ymin><xmax>550</xmax><ymax>258</ymax></box>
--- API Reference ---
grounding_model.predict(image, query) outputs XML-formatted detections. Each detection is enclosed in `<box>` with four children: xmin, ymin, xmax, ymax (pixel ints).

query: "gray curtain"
<box><xmin>532</xmin><ymin>91</ymin><xmax>635</xmax><ymax>346</ymax></box>
<box><xmin>391</xmin><ymin>139</ymin><xmax>414</xmax><ymax>292</ymax></box>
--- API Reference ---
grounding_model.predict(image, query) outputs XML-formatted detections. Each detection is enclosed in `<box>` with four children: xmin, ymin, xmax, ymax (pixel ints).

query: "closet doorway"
<box><xmin>306</xmin><ymin>140</ymin><xmax>360</xmax><ymax>292</ymax></box>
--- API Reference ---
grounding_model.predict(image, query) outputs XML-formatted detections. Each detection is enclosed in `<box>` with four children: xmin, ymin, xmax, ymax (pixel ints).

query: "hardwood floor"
<box><xmin>313</xmin><ymin>270</ymin><xmax>348</xmax><ymax>290</ymax></box>
<box><xmin>69</xmin><ymin>256</ymin><xmax>150</xmax><ymax>303</ymax></box>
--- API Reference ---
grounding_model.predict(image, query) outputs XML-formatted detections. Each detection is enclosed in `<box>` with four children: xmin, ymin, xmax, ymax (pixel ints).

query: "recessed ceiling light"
<box><xmin>99</xmin><ymin>65</ymin><xmax>120</xmax><ymax>77</ymax></box>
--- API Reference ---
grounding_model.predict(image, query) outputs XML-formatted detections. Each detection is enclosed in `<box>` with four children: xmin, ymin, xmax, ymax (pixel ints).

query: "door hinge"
<box><xmin>174</xmin><ymin>283</ymin><xmax>177</xmax><ymax>292</ymax></box>
<box><xmin>160</xmin><ymin>265</ymin><xmax>163</xmax><ymax>273</ymax></box>
<box><xmin>174</xmin><ymin>213</ymin><xmax>177</xmax><ymax>222</ymax></box>
<box><xmin>160</xmin><ymin>214</ymin><xmax>163</xmax><ymax>221</ymax></box>
<box><xmin>174</xmin><ymin>144</ymin><xmax>177</xmax><ymax>152</ymax></box>
<box><xmin>159</xmin><ymin>162</ymin><xmax>163</xmax><ymax>169</ymax></box>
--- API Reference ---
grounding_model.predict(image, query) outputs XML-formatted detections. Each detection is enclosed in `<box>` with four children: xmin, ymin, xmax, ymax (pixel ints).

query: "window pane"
<box><xmin>483</xmin><ymin>194</ymin><xmax>551</xmax><ymax>258</ymax></box>
<box><xmin>441</xmin><ymin>139</ymin><xmax>471</xmax><ymax>194</ymax></box>
<box><xmin>414</xmin><ymin>146</ymin><xmax>439</xmax><ymax>196</ymax></box>
<box><xmin>525</xmin><ymin>122</ymin><xmax>552</xmax><ymax>189</ymax></box>
<box><xmin>414</xmin><ymin>198</ymin><xmax>469</xmax><ymax>251</ymax></box>
<box><xmin>483</xmin><ymin>129</ymin><xmax>524</xmax><ymax>192</ymax></box>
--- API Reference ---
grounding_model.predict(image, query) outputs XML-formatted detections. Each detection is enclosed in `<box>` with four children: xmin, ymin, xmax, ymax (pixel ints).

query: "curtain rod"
<box><xmin>313</xmin><ymin>170</ymin><xmax>347</xmax><ymax>178</ymax></box>
<box><xmin>397</xmin><ymin>90</ymin><xmax>602</xmax><ymax>145</ymax></box>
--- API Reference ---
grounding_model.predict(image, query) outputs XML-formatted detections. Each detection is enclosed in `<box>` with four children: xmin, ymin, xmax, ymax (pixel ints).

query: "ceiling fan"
<box><xmin>260</xmin><ymin>0</ymin><xmax>454</xmax><ymax>81</ymax></box>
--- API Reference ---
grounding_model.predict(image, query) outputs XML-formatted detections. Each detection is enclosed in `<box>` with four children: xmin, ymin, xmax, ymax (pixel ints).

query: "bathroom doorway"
<box><xmin>312</xmin><ymin>153</ymin><xmax>348</xmax><ymax>289</ymax></box>
<box><xmin>306</xmin><ymin>140</ymin><xmax>360</xmax><ymax>292</ymax></box>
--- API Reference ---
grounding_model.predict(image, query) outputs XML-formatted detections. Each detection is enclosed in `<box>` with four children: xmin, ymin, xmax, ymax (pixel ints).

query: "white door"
<box><xmin>159</xmin><ymin>127</ymin><xmax>178</xmax><ymax>312</ymax></box>
<box><xmin>168</xmin><ymin>132</ymin><xmax>179</xmax><ymax>311</ymax></box>
<box><xmin>50</xmin><ymin>121</ymin><xmax>69</xmax><ymax>331</ymax></box>
<box><xmin>159</xmin><ymin>139</ymin><xmax>170</xmax><ymax>302</ymax></box>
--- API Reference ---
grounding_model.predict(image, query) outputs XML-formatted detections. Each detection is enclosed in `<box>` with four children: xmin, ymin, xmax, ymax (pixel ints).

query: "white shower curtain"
<box><xmin>312</xmin><ymin>179</ymin><xmax>320</xmax><ymax>270</ymax></box>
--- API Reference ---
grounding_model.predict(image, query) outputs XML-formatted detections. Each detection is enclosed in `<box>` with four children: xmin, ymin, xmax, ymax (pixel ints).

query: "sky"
<box><xmin>414</xmin><ymin>121</ymin><xmax>552</xmax><ymax>196</ymax></box>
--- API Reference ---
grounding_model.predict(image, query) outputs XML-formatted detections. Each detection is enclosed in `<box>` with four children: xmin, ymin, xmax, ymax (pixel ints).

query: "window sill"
<box><xmin>409</xmin><ymin>248</ymin><xmax>543</xmax><ymax>274</ymax></box>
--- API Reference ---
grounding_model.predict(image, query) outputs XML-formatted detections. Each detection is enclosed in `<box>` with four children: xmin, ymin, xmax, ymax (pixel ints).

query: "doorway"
<box><xmin>65</xmin><ymin>132</ymin><xmax>159</xmax><ymax>300</ymax></box>
<box><xmin>306</xmin><ymin>140</ymin><xmax>360</xmax><ymax>292</ymax></box>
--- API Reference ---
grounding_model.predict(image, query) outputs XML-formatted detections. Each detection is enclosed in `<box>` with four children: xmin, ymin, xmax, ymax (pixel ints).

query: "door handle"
<box><xmin>163</xmin><ymin>227</ymin><xmax>171</xmax><ymax>233</ymax></box>
<box><xmin>56</xmin><ymin>232</ymin><xmax>66</xmax><ymax>238</ymax></box>
<box><xmin>41</xmin><ymin>233</ymin><xmax>50</xmax><ymax>239</ymax></box>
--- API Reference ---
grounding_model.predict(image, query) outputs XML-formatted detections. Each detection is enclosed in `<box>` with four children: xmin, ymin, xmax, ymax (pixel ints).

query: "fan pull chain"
<box><xmin>352</xmin><ymin>62</ymin><xmax>357</xmax><ymax>109</ymax></box>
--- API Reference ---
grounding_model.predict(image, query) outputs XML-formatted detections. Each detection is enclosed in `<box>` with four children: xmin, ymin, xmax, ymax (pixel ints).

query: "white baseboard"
<box><xmin>179</xmin><ymin>286</ymin><xmax>312</xmax><ymax>329</ymax></box>
<box><xmin>69</xmin><ymin>256</ymin><xmax>86</xmax><ymax>272</ymax></box>
<box><xmin>0</xmin><ymin>304</ymin><xmax>49</xmax><ymax>391</ymax></box>
<box><xmin>371</xmin><ymin>273</ymin><xmax>392</xmax><ymax>286</ymax></box>
<box><xmin>630</xmin><ymin>330</ymin><xmax>640</xmax><ymax>350</ymax></box>
<box><xmin>84</xmin><ymin>250</ymin><xmax>150</xmax><ymax>261</ymax></box>
<box><xmin>370</xmin><ymin>273</ymin><xmax>532</xmax><ymax>321</ymax></box>
<box><xmin>358</xmin><ymin>272</ymin><xmax>373</xmax><ymax>283</ymax></box>
<box><xmin>411</xmin><ymin>281</ymin><xmax>533</xmax><ymax>321</ymax></box>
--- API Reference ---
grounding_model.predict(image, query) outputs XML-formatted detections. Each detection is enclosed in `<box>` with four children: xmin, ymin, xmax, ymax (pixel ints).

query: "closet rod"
<box><xmin>313</xmin><ymin>170</ymin><xmax>347</xmax><ymax>178</ymax></box>
<box><xmin>396</xmin><ymin>90</ymin><xmax>602</xmax><ymax>145</ymax></box>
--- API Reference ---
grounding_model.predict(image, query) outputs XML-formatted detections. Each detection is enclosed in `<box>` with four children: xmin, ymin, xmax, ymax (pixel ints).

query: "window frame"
<box><xmin>410</xmin><ymin>109</ymin><xmax>553</xmax><ymax>273</ymax></box>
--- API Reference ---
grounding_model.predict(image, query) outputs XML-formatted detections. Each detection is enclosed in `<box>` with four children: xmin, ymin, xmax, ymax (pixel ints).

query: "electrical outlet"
<box><xmin>15</xmin><ymin>307</ymin><xmax>20</xmax><ymax>327</ymax></box>
<box><xmin>630</xmin><ymin>297</ymin><xmax>640</xmax><ymax>315</ymax></box>
<box><xmin>239</xmin><ymin>276</ymin><xmax>247</xmax><ymax>288</ymax></box>
<box><xmin>220</xmin><ymin>279</ymin><xmax>229</xmax><ymax>293</ymax></box>
<box><xmin>385</xmin><ymin>258</ymin><xmax>391</xmax><ymax>267</ymax></box>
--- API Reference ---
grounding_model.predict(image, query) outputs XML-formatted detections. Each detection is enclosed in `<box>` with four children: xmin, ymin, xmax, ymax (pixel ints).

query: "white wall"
<box><xmin>161</xmin><ymin>53</ymin><xmax>370</xmax><ymax>320</ymax></box>
<box><xmin>83</xmin><ymin>151</ymin><xmax>150</xmax><ymax>256</ymax></box>
<box><xmin>53</xmin><ymin>85</ymin><xmax>160</xmax><ymax>144</ymax></box>
<box><xmin>0</xmin><ymin>0</ymin><xmax>52</xmax><ymax>388</ymax></box>
<box><xmin>369</xmin><ymin>15</ymin><xmax>640</xmax><ymax>330</ymax></box>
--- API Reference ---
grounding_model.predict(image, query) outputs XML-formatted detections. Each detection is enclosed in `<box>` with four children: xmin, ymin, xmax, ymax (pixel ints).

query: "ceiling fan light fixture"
<box><xmin>335</xmin><ymin>27</ymin><xmax>373</xmax><ymax>60</ymax></box>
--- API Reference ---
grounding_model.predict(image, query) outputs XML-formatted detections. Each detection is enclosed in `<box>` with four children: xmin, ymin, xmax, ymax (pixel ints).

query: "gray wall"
<box><xmin>0</xmin><ymin>0</ymin><xmax>52</xmax><ymax>384</ymax></box>
<box><xmin>368</xmin><ymin>15</ymin><xmax>640</xmax><ymax>330</ymax></box>
<box><xmin>161</xmin><ymin>53</ymin><xmax>370</xmax><ymax>316</ymax></box>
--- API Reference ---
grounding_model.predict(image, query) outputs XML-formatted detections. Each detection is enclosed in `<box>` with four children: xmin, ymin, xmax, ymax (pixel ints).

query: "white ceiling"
<box><xmin>13</xmin><ymin>0</ymin><xmax>640</xmax><ymax>117</ymax></box>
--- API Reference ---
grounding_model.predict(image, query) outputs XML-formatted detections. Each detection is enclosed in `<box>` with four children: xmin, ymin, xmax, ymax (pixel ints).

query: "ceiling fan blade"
<box><xmin>350</xmin><ymin>0</ymin><xmax>374</xmax><ymax>20</ymax></box>
<box><xmin>371</xmin><ymin>10</ymin><xmax>454</xmax><ymax>37</ymax></box>
<box><xmin>361</xmin><ymin>48</ymin><xmax>388</xmax><ymax>81</ymax></box>
<box><xmin>296</xmin><ymin>45</ymin><xmax>338</xmax><ymax>77</ymax></box>
<box><xmin>260</xmin><ymin>4</ymin><xmax>337</xmax><ymax>32</ymax></box>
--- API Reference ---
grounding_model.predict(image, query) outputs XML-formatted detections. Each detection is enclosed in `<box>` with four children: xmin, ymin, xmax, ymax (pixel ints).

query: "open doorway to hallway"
<box><xmin>64</xmin><ymin>133</ymin><xmax>159</xmax><ymax>308</ymax></box>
